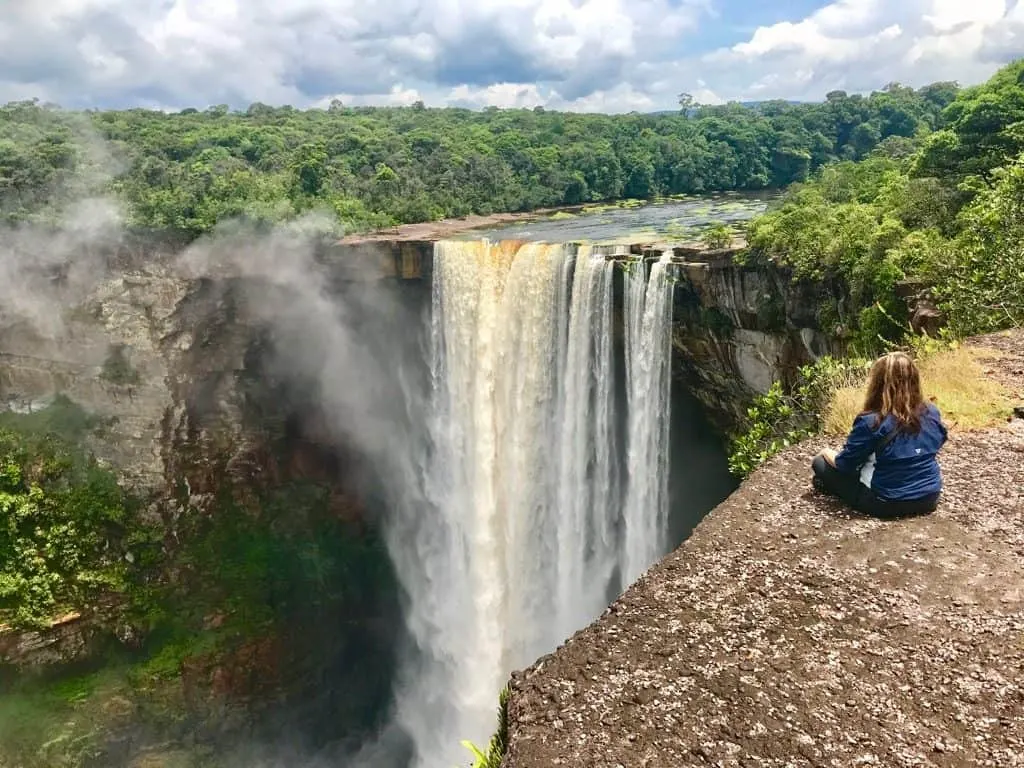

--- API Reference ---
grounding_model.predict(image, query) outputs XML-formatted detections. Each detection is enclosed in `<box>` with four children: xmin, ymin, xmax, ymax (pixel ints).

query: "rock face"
<box><xmin>666</xmin><ymin>246</ymin><xmax>840</xmax><ymax>434</ymax></box>
<box><xmin>501</xmin><ymin>330</ymin><xmax>1024</xmax><ymax>767</ymax></box>
<box><xmin>0</xmin><ymin>234</ymin><xmax>409</xmax><ymax>762</ymax></box>
<box><xmin>0</xmin><ymin>237</ymin><xmax>402</xmax><ymax>662</ymax></box>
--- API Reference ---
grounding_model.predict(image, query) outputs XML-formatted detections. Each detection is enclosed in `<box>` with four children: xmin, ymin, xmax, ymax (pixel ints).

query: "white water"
<box><xmin>622</xmin><ymin>252</ymin><xmax>675</xmax><ymax>584</ymax></box>
<box><xmin>387</xmin><ymin>241</ymin><xmax>674</xmax><ymax>768</ymax></box>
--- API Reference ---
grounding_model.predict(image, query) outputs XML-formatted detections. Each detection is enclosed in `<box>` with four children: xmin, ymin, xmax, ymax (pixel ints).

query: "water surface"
<box><xmin>461</xmin><ymin>193</ymin><xmax>774</xmax><ymax>244</ymax></box>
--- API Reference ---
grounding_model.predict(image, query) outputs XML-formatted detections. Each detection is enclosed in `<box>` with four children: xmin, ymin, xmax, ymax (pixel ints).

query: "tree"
<box><xmin>0</xmin><ymin>68</ymin><xmax>983</xmax><ymax>235</ymax></box>
<box><xmin>0</xmin><ymin>428</ymin><xmax>130</xmax><ymax>629</ymax></box>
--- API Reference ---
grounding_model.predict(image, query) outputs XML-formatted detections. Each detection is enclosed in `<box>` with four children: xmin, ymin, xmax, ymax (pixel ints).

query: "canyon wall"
<box><xmin>663</xmin><ymin>245</ymin><xmax>841</xmax><ymax>435</ymax></box>
<box><xmin>0</xmin><ymin>235</ymin><xmax>405</xmax><ymax>760</ymax></box>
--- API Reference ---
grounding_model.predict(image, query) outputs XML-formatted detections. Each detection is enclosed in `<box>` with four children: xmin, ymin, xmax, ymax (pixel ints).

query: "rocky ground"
<box><xmin>503</xmin><ymin>330</ymin><xmax>1024</xmax><ymax>768</ymax></box>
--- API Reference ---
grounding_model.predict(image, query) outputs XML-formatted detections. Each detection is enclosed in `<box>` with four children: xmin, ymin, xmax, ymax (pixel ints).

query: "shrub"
<box><xmin>728</xmin><ymin>356</ymin><xmax>868</xmax><ymax>478</ymax></box>
<box><xmin>701</xmin><ymin>223</ymin><xmax>733</xmax><ymax>250</ymax></box>
<box><xmin>100</xmin><ymin>345</ymin><xmax>141</xmax><ymax>386</ymax></box>
<box><xmin>0</xmin><ymin>428</ymin><xmax>131</xmax><ymax>629</ymax></box>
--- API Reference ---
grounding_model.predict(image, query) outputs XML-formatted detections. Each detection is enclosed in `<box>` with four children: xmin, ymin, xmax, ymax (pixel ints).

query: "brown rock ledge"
<box><xmin>503</xmin><ymin>331</ymin><xmax>1024</xmax><ymax>768</ymax></box>
<box><xmin>336</xmin><ymin>208</ymin><xmax>575</xmax><ymax>244</ymax></box>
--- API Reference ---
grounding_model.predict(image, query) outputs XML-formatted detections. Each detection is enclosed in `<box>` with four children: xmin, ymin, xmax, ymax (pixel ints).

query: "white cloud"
<box><xmin>0</xmin><ymin>0</ymin><xmax>1019</xmax><ymax>113</ymax></box>
<box><xmin>444</xmin><ymin>83</ymin><xmax>547</xmax><ymax>109</ymax></box>
<box><xmin>693</xmin><ymin>0</ymin><xmax>1022</xmax><ymax>102</ymax></box>
<box><xmin>314</xmin><ymin>85</ymin><xmax>426</xmax><ymax>109</ymax></box>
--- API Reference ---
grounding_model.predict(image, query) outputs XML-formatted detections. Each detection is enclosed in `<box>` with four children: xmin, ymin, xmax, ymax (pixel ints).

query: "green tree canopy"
<box><xmin>0</xmin><ymin>77</ymin><xmax>969</xmax><ymax>237</ymax></box>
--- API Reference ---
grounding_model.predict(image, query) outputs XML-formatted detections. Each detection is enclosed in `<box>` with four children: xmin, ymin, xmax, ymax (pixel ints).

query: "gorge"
<box><xmin>0</xmin><ymin>211</ymin><xmax>831</xmax><ymax>768</ymax></box>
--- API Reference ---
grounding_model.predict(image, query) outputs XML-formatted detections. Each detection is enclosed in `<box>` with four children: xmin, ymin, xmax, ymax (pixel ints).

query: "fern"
<box><xmin>459</xmin><ymin>686</ymin><xmax>510</xmax><ymax>768</ymax></box>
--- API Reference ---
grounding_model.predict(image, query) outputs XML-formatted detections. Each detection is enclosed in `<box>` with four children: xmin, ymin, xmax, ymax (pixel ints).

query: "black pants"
<box><xmin>812</xmin><ymin>455</ymin><xmax>940</xmax><ymax>519</ymax></box>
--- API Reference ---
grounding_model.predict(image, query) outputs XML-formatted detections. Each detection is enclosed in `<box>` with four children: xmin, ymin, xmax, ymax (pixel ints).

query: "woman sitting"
<box><xmin>812</xmin><ymin>351</ymin><xmax>948</xmax><ymax>518</ymax></box>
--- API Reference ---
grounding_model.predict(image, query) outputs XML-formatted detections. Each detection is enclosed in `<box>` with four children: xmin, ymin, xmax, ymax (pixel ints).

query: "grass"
<box><xmin>823</xmin><ymin>345</ymin><xmax>1013</xmax><ymax>436</ymax></box>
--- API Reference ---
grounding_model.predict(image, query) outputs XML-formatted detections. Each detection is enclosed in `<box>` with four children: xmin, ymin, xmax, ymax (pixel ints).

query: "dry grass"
<box><xmin>823</xmin><ymin>346</ymin><xmax>1013</xmax><ymax>436</ymax></box>
<box><xmin>823</xmin><ymin>385</ymin><xmax>866</xmax><ymax>437</ymax></box>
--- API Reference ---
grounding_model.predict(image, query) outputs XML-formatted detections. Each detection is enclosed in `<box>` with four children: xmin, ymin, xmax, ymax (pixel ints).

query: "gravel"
<box><xmin>503</xmin><ymin>330</ymin><xmax>1024</xmax><ymax>768</ymax></box>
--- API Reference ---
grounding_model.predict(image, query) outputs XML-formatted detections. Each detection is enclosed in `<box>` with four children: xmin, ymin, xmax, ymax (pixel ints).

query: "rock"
<box><xmin>502</xmin><ymin>331</ymin><xmax>1024</xmax><ymax>768</ymax></box>
<box><xmin>911</xmin><ymin>300</ymin><xmax>944</xmax><ymax>337</ymax></box>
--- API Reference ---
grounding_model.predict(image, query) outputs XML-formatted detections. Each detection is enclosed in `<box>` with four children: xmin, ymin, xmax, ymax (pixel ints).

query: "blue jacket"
<box><xmin>834</xmin><ymin>404</ymin><xmax>947</xmax><ymax>501</ymax></box>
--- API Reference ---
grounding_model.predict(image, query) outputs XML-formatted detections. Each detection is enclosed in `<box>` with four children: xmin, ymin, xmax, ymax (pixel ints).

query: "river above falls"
<box><xmin>458</xmin><ymin>192</ymin><xmax>776</xmax><ymax>244</ymax></box>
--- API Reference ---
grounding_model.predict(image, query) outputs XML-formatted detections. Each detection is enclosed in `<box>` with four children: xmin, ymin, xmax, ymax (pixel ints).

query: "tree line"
<box><xmin>1</xmin><ymin>81</ymin><xmax>959</xmax><ymax>237</ymax></box>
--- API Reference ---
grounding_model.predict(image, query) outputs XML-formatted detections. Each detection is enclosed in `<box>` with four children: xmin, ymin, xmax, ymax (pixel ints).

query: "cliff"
<box><xmin>502</xmin><ymin>330</ymin><xmax>1024</xmax><ymax>767</ymax></box>
<box><xmin>665</xmin><ymin>245</ymin><xmax>840</xmax><ymax>435</ymax></box>
<box><xmin>0</xmin><ymin>236</ymin><xmax>404</xmax><ymax>762</ymax></box>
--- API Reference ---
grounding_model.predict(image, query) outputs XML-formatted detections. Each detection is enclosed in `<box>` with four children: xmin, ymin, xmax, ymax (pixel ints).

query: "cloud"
<box><xmin>691</xmin><ymin>0</ymin><xmax>1021</xmax><ymax>102</ymax></box>
<box><xmin>0</xmin><ymin>0</ymin><xmax>1020</xmax><ymax>113</ymax></box>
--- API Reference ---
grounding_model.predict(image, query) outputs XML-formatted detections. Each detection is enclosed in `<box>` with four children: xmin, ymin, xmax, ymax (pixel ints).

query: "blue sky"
<box><xmin>0</xmin><ymin>0</ymin><xmax>1020</xmax><ymax>112</ymax></box>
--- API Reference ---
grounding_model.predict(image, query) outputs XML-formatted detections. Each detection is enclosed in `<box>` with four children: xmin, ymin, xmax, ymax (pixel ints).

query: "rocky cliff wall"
<box><xmin>661</xmin><ymin>245</ymin><xmax>840</xmax><ymax>435</ymax></box>
<box><xmin>0</xmin><ymin>236</ymin><xmax>406</xmax><ymax>762</ymax></box>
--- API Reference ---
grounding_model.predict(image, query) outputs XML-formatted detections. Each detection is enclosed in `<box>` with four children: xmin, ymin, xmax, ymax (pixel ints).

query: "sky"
<box><xmin>0</xmin><ymin>0</ymin><xmax>1021</xmax><ymax>113</ymax></box>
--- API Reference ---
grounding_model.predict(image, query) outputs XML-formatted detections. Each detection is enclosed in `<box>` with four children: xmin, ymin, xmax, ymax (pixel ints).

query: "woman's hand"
<box><xmin>820</xmin><ymin>448</ymin><xmax>838</xmax><ymax>467</ymax></box>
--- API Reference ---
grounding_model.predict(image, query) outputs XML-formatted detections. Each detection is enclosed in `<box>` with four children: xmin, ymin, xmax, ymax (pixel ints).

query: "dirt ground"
<box><xmin>502</xmin><ymin>330</ymin><xmax>1024</xmax><ymax>768</ymax></box>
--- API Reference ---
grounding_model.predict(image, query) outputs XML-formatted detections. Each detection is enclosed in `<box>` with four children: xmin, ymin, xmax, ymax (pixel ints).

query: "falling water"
<box><xmin>555</xmin><ymin>245</ymin><xmax>620</xmax><ymax>639</ymax></box>
<box><xmin>622</xmin><ymin>252</ymin><xmax>674</xmax><ymax>584</ymax></box>
<box><xmin>387</xmin><ymin>241</ymin><xmax>674</xmax><ymax>768</ymax></box>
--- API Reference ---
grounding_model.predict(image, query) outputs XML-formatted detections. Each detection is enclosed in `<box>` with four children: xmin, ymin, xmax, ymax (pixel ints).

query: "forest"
<box><xmin>746</xmin><ymin>58</ymin><xmax>1024</xmax><ymax>344</ymax></box>
<box><xmin>1</xmin><ymin>79</ymin><xmax>960</xmax><ymax>236</ymax></box>
<box><xmin>726</xmin><ymin>58</ymin><xmax>1024</xmax><ymax>477</ymax></box>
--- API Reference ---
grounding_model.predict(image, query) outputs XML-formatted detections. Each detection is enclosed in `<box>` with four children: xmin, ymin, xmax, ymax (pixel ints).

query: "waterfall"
<box><xmin>622</xmin><ymin>252</ymin><xmax>674</xmax><ymax>584</ymax></box>
<box><xmin>387</xmin><ymin>241</ymin><xmax>674</xmax><ymax>768</ymax></box>
<box><xmin>555</xmin><ymin>245</ymin><xmax>620</xmax><ymax>639</ymax></box>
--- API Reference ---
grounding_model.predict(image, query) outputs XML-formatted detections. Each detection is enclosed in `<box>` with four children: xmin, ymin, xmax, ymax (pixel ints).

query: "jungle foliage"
<box><xmin>731</xmin><ymin>59</ymin><xmax>1024</xmax><ymax>476</ymax></box>
<box><xmin>1</xmin><ymin>79</ymin><xmax>961</xmax><ymax>236</ymax></box>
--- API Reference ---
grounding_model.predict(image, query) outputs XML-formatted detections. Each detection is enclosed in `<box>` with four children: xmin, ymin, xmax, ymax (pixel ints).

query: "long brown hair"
<box><xmin>862</xmin><ymin>352</ymin><xmax>926</xmax><ymax>432</ymax></box>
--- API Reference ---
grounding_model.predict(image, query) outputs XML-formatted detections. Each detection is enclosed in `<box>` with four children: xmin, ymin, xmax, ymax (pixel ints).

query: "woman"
<box><xmin>812</xmin><ymin>351</ymin><xmax>948</xmax><ymax>518</ymax></box>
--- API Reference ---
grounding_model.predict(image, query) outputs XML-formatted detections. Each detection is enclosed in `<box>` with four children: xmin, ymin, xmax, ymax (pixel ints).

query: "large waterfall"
<box><xmin>386</xmin><ymin>240</ymin><xmax>675</xmax><ymax>768</ymax></box>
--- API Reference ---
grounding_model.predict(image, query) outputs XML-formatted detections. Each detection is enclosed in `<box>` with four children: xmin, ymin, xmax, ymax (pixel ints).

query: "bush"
<box><xmin>930</xmin><ymin>157</ymin><xmax>1024</xmax><ymax>334</ymax></box>
<box><xmin>728</xmin><ymin>357</ymin><xmax>868</xmax><ymax>478</ymax></box>
<box><xmin>0</xmin><ymin>428</ymin><xmax>132</xmax><ymax>629</ymax></box>
<box><xmin>701</xmin><ymin>223</ymin><xmax>733</xmax><ymax>250</ymax></box>
<box><xmin>100</xmin><ymin>345</ymin><xmax>141</xmax><ymax>386</ymax></box>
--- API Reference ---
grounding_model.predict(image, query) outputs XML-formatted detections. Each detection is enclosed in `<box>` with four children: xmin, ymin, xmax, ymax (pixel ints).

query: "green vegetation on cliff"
<box><xmin>730</xmin><ymin>59</ymin><xmax>1024</xmax><ymax>477</ymax></box>
<box><xmin>0</xmin><ymin>395</ymin><xmax>398</xmax><ymax>767</ymax></box>
<box><xmin>0</xmin><ymin>399</ymin><xmax>133</xmax><ymax>630</ymax></box>
<box><xmin>745</xmin><ymin>59</ymin><xmax>1024</xmax><ymax>345</ymax></box>
<box><xmin>2</xmin><ymin>81</ymin><xmax>957</xmax><ymax>235</ymax></box>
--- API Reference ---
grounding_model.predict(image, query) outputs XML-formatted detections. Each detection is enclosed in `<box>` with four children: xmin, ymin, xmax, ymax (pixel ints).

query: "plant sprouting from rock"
<box><xmin>100</xmin><ymin>344</ymin><xmax>141</xmax><ymax>386</ymax></box>
<box><xmin>701</xmin><ymin>223</ymin><xmax>733</xmax><ymax>250</ymax></box>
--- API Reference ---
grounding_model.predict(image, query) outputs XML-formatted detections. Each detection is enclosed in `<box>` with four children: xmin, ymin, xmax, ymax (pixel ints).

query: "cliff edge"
<box><xmin>503</xmin><ymin>331</ymin><xmax>1024</xmax><ymax>767</ymax></box>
